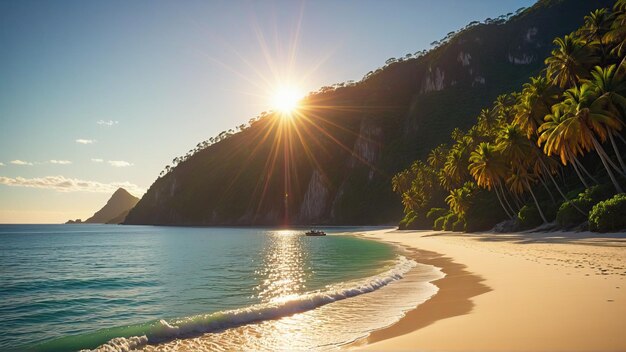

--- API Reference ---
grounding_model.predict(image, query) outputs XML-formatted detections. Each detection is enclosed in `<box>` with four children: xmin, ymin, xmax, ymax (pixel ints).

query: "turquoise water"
<box><xmin>0</xmin><ymin>225</ymin><xmax>398</xmax><ymax>351</ymax></box>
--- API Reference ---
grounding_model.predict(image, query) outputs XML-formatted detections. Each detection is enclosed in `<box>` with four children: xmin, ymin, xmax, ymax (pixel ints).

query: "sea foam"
<box><xmin>89</xmin><ymin>256</ymin><xmax>418</xmax><ymax>351</ymax></box>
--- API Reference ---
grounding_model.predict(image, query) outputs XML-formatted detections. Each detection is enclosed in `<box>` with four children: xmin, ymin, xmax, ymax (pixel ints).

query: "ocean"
<box><xmin>0</xmin><ymin>225</ymin><xmax>442</xmax><ymax>351</ymax></box>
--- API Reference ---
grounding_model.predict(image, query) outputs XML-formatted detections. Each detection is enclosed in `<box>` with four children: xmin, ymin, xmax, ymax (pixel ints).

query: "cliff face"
<box><xmin>125</xmin><ymin>0</ymin><xmax>615</xmax><ymax>226</ymax></box>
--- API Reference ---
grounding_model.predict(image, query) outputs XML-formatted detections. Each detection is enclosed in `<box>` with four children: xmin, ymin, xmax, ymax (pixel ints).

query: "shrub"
<box><xmin>398</xmin><ymin>211</ymin><xmax>417</xmax><ymax>230</ymax></box>
<box><xmin>556</xmin><ymin>185</ymin><xmax>614</xmax><ymax>227</ymax></box>
<box><xmin>464</xmin><ymin>188</ymin><xmax>506</xmax><ymax>232</ymax></box>
<box><xmin>589</xmin><ymin>194</ymin><xmax>626</xmax><ymax>232</ymax></box>
<box><xmin>433</xmin><ymin>215</ymin><xmax>447</xmax><ymax>230</ymax></box>
<box><xmin>517</xmin><ymin>205</ymin><xmax>542</xmax><ymax>230</ymax></box>
<box><xmin>442</xmin><ymin>213</ymin><xmax>458</xmax><ymax>231</ymax></box>
<box><xmin>452</xmin><ymin>217</ymin><xmax>466</xmax><ymax>231</ymax></box>
<box><xmin>427</xmin><ymin>208</ymin><xmax>448</xmax><ymax>221</ymax></box>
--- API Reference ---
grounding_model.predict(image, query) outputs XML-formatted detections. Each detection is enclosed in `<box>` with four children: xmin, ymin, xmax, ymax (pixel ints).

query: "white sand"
<box><xmin>353</xmin><ymin>229</ymin><xmax>626</xmax><ymax>351</ymax></box>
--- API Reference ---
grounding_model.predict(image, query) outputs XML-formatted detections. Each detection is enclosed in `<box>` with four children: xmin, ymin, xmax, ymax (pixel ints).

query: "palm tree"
<box><xmin>446</xmin><ymin>182</ymin><xmax>475</xmax><ymax>218</ymax></box>
<box><xmin>585</xmin><ymin>65</ymin><xmax>626</xmax><ymax>173</ymax></box>
<box><xmin>477</xmin><ymin>108</ymin><xmax>498</xmax><ymax>133</ymax></box>
<box><xmin>545</xmin><ymin>35</ymin><xmax>595</xmax><ymax>88</ymax></box>
<box><xmin>548</xmin><ymin>85</ymin><xmax>625</xmax><ymax>192</ymax></box>
<box><xmin>514</xmin><ymin>76</ymin><xmax>561</xmax><ymax>138</ymax></box>
<box><xmin>496</xmin><ymin>124</ymin><xmax>532</xmax><ymax>166</ymax></box>
<box><xmin>506</xmin><ymin>167</ymin><xmax>548</xmax><ymax>223</ymax></box>
<box><xmin>603</xmin><ymin>0</ymin><xmax>626</xmax><ymax>68</ymax></box>
<box><xmin>427</xmin><ymin>144</ymin><xmax>449</xmax><ymax>170</ymax></box>
<box><xmin>442</xmin><ymin>147</ymin><xmax>466</xmax><ymax>190</ymax></box>
<box><xmin>538</xmin><ymin>106</ymin><xmax>595</xmax><ymax>188</ymax></box>
<box><xmin>581</xmin><ymin>9</ymin><xmax>611</xmax><ymax>62</ymax></box>
<box><xmin>469</xmin><ymin>142</ymin><xmax>514</xmax><ymax>218</ymax></box>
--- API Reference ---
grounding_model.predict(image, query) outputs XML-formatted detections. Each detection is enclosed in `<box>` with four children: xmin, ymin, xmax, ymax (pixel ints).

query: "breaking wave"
<box><xmin>80</xmin><ymin>256</ymin><xmax>418</xmax><ymax>351</ymax></box>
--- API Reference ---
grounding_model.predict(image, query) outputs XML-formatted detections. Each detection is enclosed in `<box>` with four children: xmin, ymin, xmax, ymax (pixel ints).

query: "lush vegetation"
<box><xmin>589</xmin><ymin>193</ymin><xmax>626</xmax><ymax>231</ymax></box>
<box><xmin>393</xmin><ymin>0</ymin><xmax>626</xmax><ymax>232</ymax></box>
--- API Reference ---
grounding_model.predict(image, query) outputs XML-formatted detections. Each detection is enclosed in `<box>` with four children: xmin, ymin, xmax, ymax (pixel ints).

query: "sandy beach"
<box><xmin>352</xmin><ymin>229</ymin><xmax>626</xmax><ymax>351</ymax></box>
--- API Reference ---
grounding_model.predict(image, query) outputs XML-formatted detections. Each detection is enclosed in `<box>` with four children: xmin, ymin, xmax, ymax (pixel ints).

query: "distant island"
<box><xmin>66</xmin><ymin>188</ymin><xmax>139</xmax><ymax>224</ymax></box>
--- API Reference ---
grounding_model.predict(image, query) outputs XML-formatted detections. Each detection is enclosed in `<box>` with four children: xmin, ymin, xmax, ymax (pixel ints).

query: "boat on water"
<box><xmin>305</xmin><ymin>229</ymin><xmax>326</xmax><ymax>236</ymax></box>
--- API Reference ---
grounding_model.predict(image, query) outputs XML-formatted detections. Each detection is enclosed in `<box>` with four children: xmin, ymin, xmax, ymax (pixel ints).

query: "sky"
<box><xmin>0</xmin><ymin>0</ymin><xmax>535</xmax><ymax>223</ymax></box>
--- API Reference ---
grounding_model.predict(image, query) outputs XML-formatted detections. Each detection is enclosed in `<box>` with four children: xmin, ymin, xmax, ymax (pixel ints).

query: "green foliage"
<box><xmin>433</xmin><ymin>213</ymin><xmax>449</xmax><ymax>231</ymax></box>
<box><xmin>392</xmin><ymin>0</ymin><xmax>625</xmax><ymax>232</ymax></box>
<box><xmin>427</xmin><ymin>208</ymin><xmax>449</xmax><ymax>221</ymax></box>
<box><xmin>517</xmin><ymin>205</ymin><xmax>543</xmax><ymax>230</ymax></box>
<box><xmin>442</xmin><ymin>213</ymin><xmax>458</xmax><ymax>231</ymax></box>
<box><xmin>557</xmin><ymin>185</ymin><xmax>614</xmax><ymax>227</ymax></box>
<box><xmin>398</xmin><ymin>211</ymin><xmax>418</xmax><ymax>230</ymax></box>
<box><xmin>464</xmin><ymin>187</ymin><xmax>507</xmax><ymax>232</ymax></box>
<box><xmin>452</xmin><ymin>217</ymin><xmax>467</xmax><ymax>231</ymax></box>
<box><xmin>589</xmin><ymin>194</ymin><xmax>626</xmax><ymax>232</ymax></box>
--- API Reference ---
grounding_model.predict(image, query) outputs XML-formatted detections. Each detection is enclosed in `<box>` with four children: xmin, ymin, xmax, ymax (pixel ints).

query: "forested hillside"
<box><xmin>125</xmin><ymin>0</ymin><xmax>614</xmax><ymax>226</ymax></box>
<box><xmin>393</xmin><ymin>0</ymin><xmax>626</xmax><ymax>232</ymax></box>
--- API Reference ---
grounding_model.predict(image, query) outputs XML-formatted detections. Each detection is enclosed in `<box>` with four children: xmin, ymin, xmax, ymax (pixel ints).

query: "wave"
<box><xmin>69</xmin><ymin>256</ymin><xmax>418</xmax><ymax>352</ymax></box>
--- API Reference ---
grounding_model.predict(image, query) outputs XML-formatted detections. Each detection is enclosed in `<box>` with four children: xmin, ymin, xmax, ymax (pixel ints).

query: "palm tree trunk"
<box><xmin>494</xmin><ymin>185</ymin><xmax>515</xmax><ymax>219</ymax></box>
<box><xmin>540</xmin><ymin>161</ymin><xmax>587</xmax><ymax>214</ymax></box>
<box><xmin>569</xmin><ymin>148</ymin><xmax>600</xmax><ymax>184</ymax></box>
<box><xmin>569</xmin><ymin>152</ymin><xmax>591</xmax><ymax>188</ymax></box>
<box><xmin>608</xmin><ymin>132</ymin><xmax>626</xmax><ymax>175</ymax></box>
<box><xmin>498</xmin><ymin>182</ymin><xmax>518</xmax><ymax>216</ymax></box>
<box><xmin>525</xmin><ymin>180</ymin><xmax>548</xmax><ymax>223</ymax></box>
<box><xmin>511</xmin><ymin>191</ymin><xmax>523</xmax><ymax>209</ymax></box>
<box><xmin>616</xmin><ymin>132</ymin><xmax>626</xmax><ymax>145</ymax></box>
<box><xmin>592</xmin><ymin>135</ymin><xmax>626</xmax><ymax>177</ymax></box>
<box><xmin>539</xmin><ymin>173</ymin><xmax>556</xmax><ymax>204</ymax></box>
<box><xmin>591</xmin><ymin>136</ymin><xmax>625</xmax><ymax>193</ymax></box>
<box><xmin>539</xmin><ymin>159</ymin><xmax>568</xmax><ymax>200</ymax></box>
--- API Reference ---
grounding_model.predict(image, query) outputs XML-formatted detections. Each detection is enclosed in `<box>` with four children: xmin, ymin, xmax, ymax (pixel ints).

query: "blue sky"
<box><xmin>0</xmin><ymin>0</ymin><xmax>534</xmax><ymax>223</ymax></box>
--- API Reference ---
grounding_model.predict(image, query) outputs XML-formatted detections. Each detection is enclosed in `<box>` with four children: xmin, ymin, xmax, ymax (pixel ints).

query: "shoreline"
<box><xmin>350</xmin><ymin>229</ymin><xmax>626</xmax><ymax>351</ymax></box>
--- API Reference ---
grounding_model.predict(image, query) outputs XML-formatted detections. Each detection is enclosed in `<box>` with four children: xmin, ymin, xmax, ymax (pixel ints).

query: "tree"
<box><xmin>469</xmin><ymin>143</ymin><xmax>514</xmax><ymax>218</ymax></box>
<box><xmin>545</xmin><ymin>35</ymin><xmax>595</xmax><ymax>88</ymax></box>
<box><xmin>506</xmin><ymin>168</ymin><xmax>548</xmax><ymax>223</ymax></box>
<box><xmin>427</xmin><ymin>144</ymin><xmax>449</xmax><ymax>170</ymax></box>
<box><xmin>581</xmin><ymin>9</ymin><xmax>611</xmax><ymax>62</ymax></box>
<box><xmin>514</xmin><ymin>76</ymin><xmax>561</xmax><ymax>138</ymax></box>
<box><xmin>603</xmin><ymin>0</ymin><xmax>626</xmax><ymax>67</ymax></box>
<box><xmin>547</xmin><ymin>86</ymin><xmax>624</xmax><ymax>192</ymax></box>
<box><xmin>446</xmin><ymin>182</ymin><xmax>476</xmax><ymax>219</ymax></box>
<box><xmin>585</xmin><ymin>65</ymin><xmax>626</xmax><ymax>173</ymax></box>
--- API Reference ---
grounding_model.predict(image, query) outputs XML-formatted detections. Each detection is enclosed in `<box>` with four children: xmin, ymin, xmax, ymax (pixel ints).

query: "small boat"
<box><xmin>305</xmin><ymin>229</ymin><xmax>326</xmax><ymax>236</ymax></box>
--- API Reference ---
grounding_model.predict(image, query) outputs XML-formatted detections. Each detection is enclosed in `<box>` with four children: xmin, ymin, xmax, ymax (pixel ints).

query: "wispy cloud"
<box><xmin>97</xmin><ymin>120</ymin><xmax>119</xmax><ymax>126</ymax></box>
<box><xmin>0</xmin><ymin>175</ymin><xmax>145</xmax><ymax>196</ymax></box>
<box><xmin>10</xmin><ymin>160</ymin><xmax>33</xmax><ymax>166</ymax></box>
<box><xmin>76</xmin><ymin>139</ymin><xmax>95</xmax><ymax>144</ymax></box>
<box><xmin>108</xmin><ymin>160</ymin><xmax>133</xmax><ymax>167</ymax></box>
<box><xmin>49</xmin><ymin>160</ymin><xmax>72</xmax><ymax>165</ymax></box>
<box><xmin>0</xmin><ymin>162</ymin><xmax>4</xmax><ymax>166</ymax></box>
<box><xmin>91</xmin><ymin>158</ymin><xmax>104</xmax><ymax>163</ymax></box>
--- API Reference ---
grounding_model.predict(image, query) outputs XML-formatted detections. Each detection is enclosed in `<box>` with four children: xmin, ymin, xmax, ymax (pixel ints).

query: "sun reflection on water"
<box><xmin>254</xmin><ymin>230</ymin><xmax>310</xmax><ymax>303</ymax></box>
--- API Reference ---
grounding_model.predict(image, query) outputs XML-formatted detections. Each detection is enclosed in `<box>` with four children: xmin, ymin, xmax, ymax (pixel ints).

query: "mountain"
<box><xmin>83</xmin><ymin>188</ymin><xmax>140</xmax><ymax>224</ymax></box>
<box><xmin>125</xmin><ymin>0</ymin><xmax>615</xmax><ymax>226</ymax></box>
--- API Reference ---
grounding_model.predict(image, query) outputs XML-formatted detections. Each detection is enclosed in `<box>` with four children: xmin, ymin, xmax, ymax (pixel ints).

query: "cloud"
<box><xmin>108</xmin><ymin>160</ymin><xmax>133</xmax><ymax>167</ymax></box>
<box><xmin>76</xmin><ymin>139</ymin><xmax>95</xmax><ymax>144</ymax></box>
<box><xmin>0</xmin><ymin>175</ymin><xmax>145</xmax><ymax>196</ymax></box>
<box><xmin>10</xmin><ymin>160</ymin><xmax>33</xmax><ymax>166</ymax></box>
<box><xmin>49</xmin><ymin>160</ymin><xmax>72</xmax><ymax>165</ymax></box>
<box><xmin>97</xmin><ymin>120</ymin><xmax>119</xmax><ymax>126</ymax></box>
<box><xmin>91</xmin><ymin>158</ymin><xmax>104</xmax><ymax>163</ymax></box>
<box><xmin>0</xmin><ymin>162</ymin><xmax>4</xmax><ymax>166</ymax></box>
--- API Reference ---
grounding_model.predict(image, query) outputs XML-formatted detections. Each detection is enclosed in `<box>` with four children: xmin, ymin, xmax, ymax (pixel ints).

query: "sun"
<box><xmin>271</xmin><ymin>87</ymin><xmax>302</xmax><ymax>115</ymax></box>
